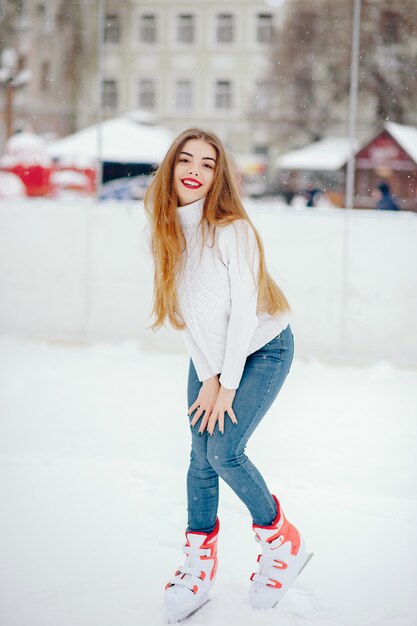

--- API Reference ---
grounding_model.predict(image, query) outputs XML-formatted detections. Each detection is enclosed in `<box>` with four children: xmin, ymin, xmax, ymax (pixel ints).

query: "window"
<box><xmin>37</xmin><ymin>3</ymin><xmax>45</xmax><ymax>19</ymax></box>
<box><xmin>138</xmin><ymin>79</ymin><xmax>156</xmax><ymax>110</ymax></box>
<box><xmin>139</xmin><ymin>14</ymin><xmax>157</xmax><ymax>43</ymax></box>
<box><xmin>381</xmin><ymin>11</ymin><xmax>402</xmax><ymax>45</ymax></box>
<box><xmin>18</xmin><ymin>54</ymin><xmax>26</xmax><ymax>71</ymax></box>
<box><xmin>217</xmin><ymin>14</ymin><xmax>234</xmax><ymax>44</ymax></box>
<box><xmin>175</xmin><ymin>80</ymin><xmax>192</xmax><ymax>110</ymax></box>
<box><xmin>104</xmin><ymin>14</ymin><xmax>120</xmax><ymax>44</ymax></box>
<box><xmin>215</xmin><ymin>80</ymin><xmax>232</xmax><ymax>110</ymax></box>
<box><xmin>16</xmin><ymin>0</ymin><xmax>27</xmax><ymax>19</ymax></box>
<box><xmin>102</xmin><ymin>80</ymin><xmax>118</xmax><ymax>108</ymax></box>
<box><xmin>40</xmin><ymin>60</ymin><xmax>50</xmax><ymax>91</ymax></box>
<box><xmin>257</xmin><ymin>13</ymin><xmax>273</xmax><ymax>44</ymax></box>
<box><xmin>36</xmin><ymin>3</ymin><xmax>50</xmax><ymax>31</ymax></box>
<box><xmin>177</xmin><ymin>14</ymin><xmax>195</xmax><ymax>44</ymax></box>
<box><xmin>294</xmin><ymin>75</ymin><xmax>311</xmax><ymax>113</ymax></box>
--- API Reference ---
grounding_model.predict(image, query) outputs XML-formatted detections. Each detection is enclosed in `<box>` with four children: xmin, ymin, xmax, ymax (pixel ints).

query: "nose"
<box><xmin>188</xmin><ymin>166</ymin><xmax>199</xmax><ymax>177</ymax></box>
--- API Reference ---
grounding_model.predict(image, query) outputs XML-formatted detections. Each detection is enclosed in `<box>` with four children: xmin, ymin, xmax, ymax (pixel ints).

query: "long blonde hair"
<box><xmin>144</xmin><ymin>128</ymin><xmax>290</xmax><ymax>331</ymax></box>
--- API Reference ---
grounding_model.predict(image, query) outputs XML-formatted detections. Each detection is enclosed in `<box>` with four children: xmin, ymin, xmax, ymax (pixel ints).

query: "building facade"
<box><xmin>3</xmin><ymin>0</ymin><xmax>414</xmax><ymax>166</ymax></box>
<box><xmin>77</xmin><ymin>0</ymin><xmax>282</xmax><ymax>154</ymax></box>
<box><xmin>0</xmin><ymin>0</ymin><xmax>81</xmax><ymax>147</ymax></box>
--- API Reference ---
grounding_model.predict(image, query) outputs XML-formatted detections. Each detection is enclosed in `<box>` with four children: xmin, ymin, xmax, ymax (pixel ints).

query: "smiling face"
<box><xmin>173</xmin><ymin>138</ymin><xmax>217</xmax><ymax>207</ymax></box>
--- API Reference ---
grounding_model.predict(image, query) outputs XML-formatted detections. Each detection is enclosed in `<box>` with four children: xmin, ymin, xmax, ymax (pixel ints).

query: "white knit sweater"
<box><xmin>176</xmin><ymin>197</ymin><xmax>290</xmax><ymax>390</ymax></box>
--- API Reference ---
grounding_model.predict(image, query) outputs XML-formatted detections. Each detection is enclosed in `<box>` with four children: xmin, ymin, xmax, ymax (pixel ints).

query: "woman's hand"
<box><xmin>201</xmin><ymin>386</ymin><xmax>238</xmax><ymax>436</ymax></box>
<box><xmin>188</xmin><ymin>376</ymin><xmax>220</xmax><ymax>430</ymax></box>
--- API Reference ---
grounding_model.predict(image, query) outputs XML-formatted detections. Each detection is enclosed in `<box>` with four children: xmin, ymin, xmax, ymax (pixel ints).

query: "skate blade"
<box><xmin>168</xmin><ymin>598</ymin><xmax>210</xmax><ymax>624</ymax></box>
<box><xmin>298</xmin><ymin>552</ymin><xmax>314</xmax><ymax>576</ymax></box>
<box><xmin>271</xmin><ymin>552</ymin><xmax>314</xmax><ymax>609</ymax></box>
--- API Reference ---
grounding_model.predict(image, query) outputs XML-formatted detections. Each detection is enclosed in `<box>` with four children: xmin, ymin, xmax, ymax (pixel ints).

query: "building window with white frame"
<box><xmin>138</xmin><ymin>79</ymin><xmax>156</xmax><ymax>110</ymax></box>
<box><xmin>216</xmin><ymin>14</ymin><xmax>234</xmax><ymax>44</ymax></box>
<box><xmin>215</xmin><ymin>80</ymin><xmax>232</xmax><ymax>110</ymax></box>
<box><xmin>104</xmin><ymin>13</ymin><xmax>120</xmax><ymax>44</ymax></box>
<box><xmin>177</xmin><ymin>14</ymin><xmax>195</xmax><ymax>44</ymax></box>
<box><xmin>102</xmin><ymin>79</ymin><xmax>118</xmax><ymax>108</ymax></box>
<box><xmin>175</xmin><ymin>80</ymin><xmax>193</xmax><ymax>110</ymax></box>
<box><xmin>257</xmin><ymin>13</ymin><xmax>273</xmax><ymax>44</ymax></box>
<box><xmin>139</xmin><ymin>14</ymin><xmax>157</xmax><ymax>44</ymax></box>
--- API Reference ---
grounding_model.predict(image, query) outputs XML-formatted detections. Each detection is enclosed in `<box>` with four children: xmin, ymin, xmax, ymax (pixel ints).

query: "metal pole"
<box><xmin>345</xmin><ymin>0</ymin><xmax>361</xmax><ymax>209</ymax></box>
<box><xmin>96</xmin><ymin>0</ymin><xmax>104</xmax><ymax>199</ymax></box>
<box><xmin>341</xmin><ymin>0</ymin><xmax>361</xmax><ymax>358</ymax></box>
<box><xmin>5</xmin><ymin>80</ymin><xmax>13</xmax><ymax>139</ymax></box>
<box><xmin>83</xmin><ymin>0</ymin><xmax>105</xmax><ymax>340</ymax></box>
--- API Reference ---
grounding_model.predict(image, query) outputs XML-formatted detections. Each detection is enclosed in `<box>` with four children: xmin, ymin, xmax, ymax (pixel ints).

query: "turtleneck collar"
<box><xmin>177</xmin><ymin>197</ymin><xmax>206</xmax><ymax>228</ymax></box>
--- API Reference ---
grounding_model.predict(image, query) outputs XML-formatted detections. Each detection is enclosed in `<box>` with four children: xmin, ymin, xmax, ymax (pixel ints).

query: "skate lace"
<box><xmin>167</xmin><ymin>544</ymin><xmax>210</xmax><ymax>591</ymax></box>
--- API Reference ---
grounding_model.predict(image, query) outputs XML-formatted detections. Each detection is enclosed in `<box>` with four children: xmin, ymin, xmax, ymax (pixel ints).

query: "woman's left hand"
<box><xmin>199</xmin><ymin>386</ymin><xmax>238</xmax><ymax>436</ymax></box>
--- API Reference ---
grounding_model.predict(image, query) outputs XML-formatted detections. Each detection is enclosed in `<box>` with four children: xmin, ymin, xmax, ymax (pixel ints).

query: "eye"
<box><xmin>204</xmin><ymin>163</ymin><xmax>214</xmax><ymax>169</ymax></box>
<box><xmin>178</xmin><ymin>157</ymin><xmax>189</xmax><ymax>163</ymax></box>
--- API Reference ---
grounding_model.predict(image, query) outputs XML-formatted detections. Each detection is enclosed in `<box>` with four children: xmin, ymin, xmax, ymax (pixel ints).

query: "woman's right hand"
<box><xmin>188</xmin><ymin>376</ymin><xmax>220</xmax><ymax>433</ymax></box>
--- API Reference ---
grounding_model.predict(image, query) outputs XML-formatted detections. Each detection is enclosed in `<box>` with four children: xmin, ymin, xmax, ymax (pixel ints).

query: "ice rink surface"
<box><xmin>0</xmin><ymin>336</ymin><xmax>416</xmax><ymax>626</ymax></box>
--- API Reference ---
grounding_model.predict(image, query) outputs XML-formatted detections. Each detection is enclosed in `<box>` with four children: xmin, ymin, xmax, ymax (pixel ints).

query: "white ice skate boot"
<box><xmin>164</xmin><ymin>518</ymin><xmax>219</xmax><ymax>623</ymax></box>
<box><xmin>249</xmin><ymin>495</ymin><xmax>312</xmax><ymax>609</ymax></box>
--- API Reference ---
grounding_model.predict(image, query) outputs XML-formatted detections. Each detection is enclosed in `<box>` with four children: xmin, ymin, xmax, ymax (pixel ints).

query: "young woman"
<box><xmin>144</xmin><ymin>128</ymin><xmax>311</xmax><ymax>623</ymax></box>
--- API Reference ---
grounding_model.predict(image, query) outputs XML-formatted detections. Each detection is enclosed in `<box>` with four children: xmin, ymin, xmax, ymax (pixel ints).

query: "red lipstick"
<box><xmin>181</xmin><ymin>178</ymin><xmax>202</xmax><ymax>189</ymax></box>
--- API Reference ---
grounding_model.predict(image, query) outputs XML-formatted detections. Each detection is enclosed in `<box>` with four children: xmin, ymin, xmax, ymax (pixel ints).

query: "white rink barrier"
<box><xmin>0</xmin><ymin>198</ymin><xmax>416</xmax><ymax>366</ymax></box>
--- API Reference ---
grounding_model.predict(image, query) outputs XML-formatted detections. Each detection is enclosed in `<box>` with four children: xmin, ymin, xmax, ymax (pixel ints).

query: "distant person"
<box><xmin>376</xmin><ymin>181</ymin><xmax>400</xmax><ymax>211</ymax></box>
<box><xmin>280</xmin><ymin>176</ymin><xmax>296</xmax><ymax>205</ymax></box>
<box><xmin>304</xmin><ymin>184</ymin><xmax>321</xmax><ymax>207</ymax></box>
<box><xmin>144</xmin><ymin>128</ymin><xmax>312</xmax><ymax>622</ymax></box>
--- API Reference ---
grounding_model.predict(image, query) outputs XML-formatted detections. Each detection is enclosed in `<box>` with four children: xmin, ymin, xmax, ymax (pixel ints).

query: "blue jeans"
<box><xmin>186</xmin><ymin>323</ymin><xmax>294</xmax><ymax>533</ymax></box>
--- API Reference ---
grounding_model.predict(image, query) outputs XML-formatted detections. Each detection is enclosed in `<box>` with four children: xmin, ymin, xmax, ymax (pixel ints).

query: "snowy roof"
<box><xmin>276</xmin><ymin>137</ymin><xmax>358</xmax><ymax>171</ymax></box>
<box><xmin>275</xmin><ymin>122</ymin><xmax>417</xmax><ymax>172</ymax></box>
<box><xmin>0</xmin><ymin>171</ymin><xmax>27</xmax><ymax>197</ymax></box>
<box><xmin>1</xmin><ymin>131</ymin><xmax>52</xmax><ymax>167</ymax></box>
<box><xmin>46</xmin><ymin>116</ymin><xmax>175</xmax><ymax>167</ymax></box>
<box><xmin>385</xmin><ymin>121</ymin><xmax>417</xmax><ymax>164</ymax></box>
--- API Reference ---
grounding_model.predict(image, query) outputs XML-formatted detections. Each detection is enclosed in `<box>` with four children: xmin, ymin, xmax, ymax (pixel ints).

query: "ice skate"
<box><xmin>164</xmin><ymin>519</ymin><xmax>219</xmax><ymax>623</ymax></box>
<box><xmin>249</xmin><ymin>495</ymin><xmax>312</xmax><ymax>609</ymax></box>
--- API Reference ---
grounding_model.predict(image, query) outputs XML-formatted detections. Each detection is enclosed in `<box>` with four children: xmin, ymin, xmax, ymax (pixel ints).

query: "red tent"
<box><xmin>0</xmin><ymin>131</ymin><xmax>95</xmax><ymax>197</ymax></box>
<box><xmin>0</xmin><ymin>131</ymin><xmax>52</xmax><ymax>196</ymax></box>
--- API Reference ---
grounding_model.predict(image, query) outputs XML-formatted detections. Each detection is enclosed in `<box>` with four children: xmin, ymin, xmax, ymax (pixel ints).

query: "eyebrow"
<box><xmin>180</xmin><ymin>151</ymin><xmax>217</xmax><ymax>163</ymax></box>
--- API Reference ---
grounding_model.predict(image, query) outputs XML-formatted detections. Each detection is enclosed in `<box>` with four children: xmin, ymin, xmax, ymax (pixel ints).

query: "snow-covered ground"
<box><xmin>0</xmin><ymin>336</ymin><xmax>416</xmax><ymax>626</ymax></box>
